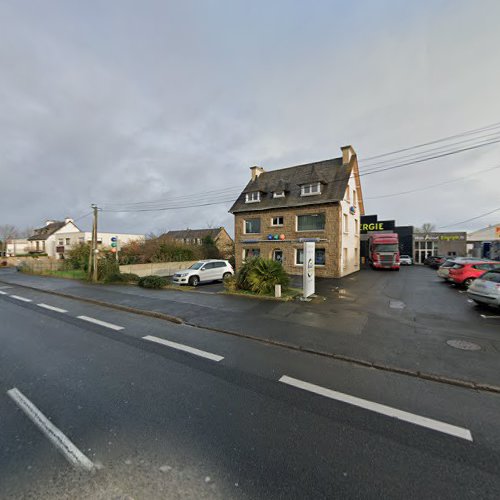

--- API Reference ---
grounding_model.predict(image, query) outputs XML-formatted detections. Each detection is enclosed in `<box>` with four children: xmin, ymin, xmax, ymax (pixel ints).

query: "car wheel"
<box><xmin>463</xmin><ymin>278</ymin><xmax>474</xmax><ymax>288</ymax></box>
<box><xmin>222</xmin><ymin>272</ymin><xmax>232</xmax><ymax>281</ymax></box>
<box><xmin>189</xmin><ymin>276</ymin><xmax>200</xmax><ymax>287</ymax></box>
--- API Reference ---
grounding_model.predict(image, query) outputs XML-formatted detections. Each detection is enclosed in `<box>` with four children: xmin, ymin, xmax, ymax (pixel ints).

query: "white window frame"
<box><xmin>245</xmin><ymin>192</ymin><xmax>261</xmax><ymax>203</ymax></box>
<box><xmin>343</xmin><ymin>213</ymin><xmax>349</xmax><ymax>234</ymax></box>
<box><xmin>300</xmin><ymin>182</ymin><xmax>321</xmax><ymax>197</ymax></box>
<box><xmin>273</xmin><ymin>191</ymin><xmax>285</xmax><ymax>198</ymax></box>
<box><xmin>243</xmin><ymin>218</ymin><xmax>261</xmax><ymax>234</ymax></box>
<box><xmin>294</xmin><ymin>248</ymin><xmax>326</xmax><ymax>267</ymax></box>
<box><xmin>271</xmin><ymin>216</ymin><xmax>284</xmax><ymax>226</ymax></box>
<box><xmin>296</xmin><ymin>213</ymin><xmax>325</xmax><ymax>232</ymax></box>
<box><xmin>353</xmin><ymin>189</ymin><xmax>357</xmax><ymax>206</ymax></box>
<box><xmin>345</xmin><ymin>187</ymin><xmax>350</xmax><ymax>202</ymax></box>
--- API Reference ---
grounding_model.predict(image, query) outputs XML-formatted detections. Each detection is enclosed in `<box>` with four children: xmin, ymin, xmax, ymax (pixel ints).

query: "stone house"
<box><xmin>163</xmin><ymin>227</ymin><xmax>234</xmax><ymax>258</ymax></box>
<box><xmin>229</xmin><ymin>146</ymin><xmax>365</xmax><ymax>278</ymax></box>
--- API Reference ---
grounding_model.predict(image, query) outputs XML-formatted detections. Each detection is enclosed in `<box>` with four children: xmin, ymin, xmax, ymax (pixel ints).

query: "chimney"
<box><xmin>250</xmin><ymin>165</ymin><xmax>265</xmax><ymax>181</ymax></box>
<box><xmin>45</xmin><ymin>220</ymin><xmax>55</xmax><ymax>226</ymax></box>
<box><xmin>341</xmin><ymin>145</ymin><xmax>356</xmax><ymax>165</ymax></box>
<box><xmin>64</xmin><ymin>217</ymin><xmax>74</xmax><ymax>224</ymax></box>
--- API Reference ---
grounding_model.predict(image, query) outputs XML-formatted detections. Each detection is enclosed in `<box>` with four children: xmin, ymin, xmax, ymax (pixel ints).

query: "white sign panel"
<box><xmin>303</xmin><ymin>241</ymin><xmax>315</xmax><ymax>298</ymax></box>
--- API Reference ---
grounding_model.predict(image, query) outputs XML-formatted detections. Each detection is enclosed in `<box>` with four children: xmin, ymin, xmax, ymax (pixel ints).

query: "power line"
<box><xmin>359</xmin><ymin>131</ymin><xmax>500</xmax><ymax>170</ymax></box>
<box><xmin>360</xmin><ymin>120</ymin><xmax>500</xmax><ymax>163</ymax></box>
<box><xmin>365</xmin><ymin>164</ymin><xmax>500</xmax><ymax>200</ymax></box>
<box><xmin>438</xmin><ymin>207</ymin><xmax>500</xmax><ymax>229</ymax></box>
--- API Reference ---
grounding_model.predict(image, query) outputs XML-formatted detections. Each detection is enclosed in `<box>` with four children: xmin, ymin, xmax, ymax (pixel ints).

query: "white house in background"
<box><xmin>55</xmin><ymin>230</ymin><xmax>145</xmax><ymax>258</ymax></box>
<box><xmin>27</xmin><ymin>218</ymin><xmax>145</xmax><ymax>259</ymax></box>
<box><xmin>5</xmin><ymin>239</ymin><xmax>30</xmax><ymax>256</ymax></box>
<box><xmin>27</xmin><ymin>218</ymin><xmax>81</xmax><ymax>257</ymax></box>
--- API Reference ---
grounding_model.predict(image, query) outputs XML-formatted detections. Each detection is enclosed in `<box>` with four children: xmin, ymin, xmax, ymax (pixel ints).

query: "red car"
<box><xmin>448</xmin><ymin>261</ymin><xmax>500</xmax><ymax>287</ymax></box>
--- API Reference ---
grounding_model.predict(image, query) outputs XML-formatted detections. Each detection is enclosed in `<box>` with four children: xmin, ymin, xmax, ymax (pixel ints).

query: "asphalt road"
<box><xmin>1</xmin><ymin>284</ymin><xmax>500</xmax><ymax>499</ymax></box>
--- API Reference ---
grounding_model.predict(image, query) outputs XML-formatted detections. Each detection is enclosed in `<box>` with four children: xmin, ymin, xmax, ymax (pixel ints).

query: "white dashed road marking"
<box><xmin>7</xmin><ymin>388</ymin><xmax>95</xmax><ymax>471</ymax></box>
<box><xmin>480</xmin><ymin>314</ymin><xmax>500</xmax><ymax>319</ymax></box>
<box><xmin>279</xmin><ymin>375</ymin><xmax>473</xmax><ymax>442</ymax></box>
<box><xmin>143</xmin><ymin>335</ymin><xmax>224</xmax><ymax>362</ymax></box>
<box><xmin>10</xmin><ymin>295</ymin><xmax>32</xmax><ymax>302</ymax></box>
<box><xmin>37</xmin><ymin>303</ymin><xmax>68</xmax><ymax>313</ymax></box>
<box><xmin>77</xmin><ymin>315</ymin><xmax>124</xmax><ymax>330</ymax></box>
<box><xmin>0</xmin><ymin>290</ymin><xmax>8</xmax><ymax>295</ymax></box>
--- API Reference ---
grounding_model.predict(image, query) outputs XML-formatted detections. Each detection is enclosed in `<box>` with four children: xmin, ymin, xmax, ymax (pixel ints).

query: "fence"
<box><xmin>119</xmin><ymin>261</ymin><xmax>197</xmax><ymax>277</ymax></box>
<box><xmin>16</xmin><ymin>258</ymin><xmax>66</xmax><ymax>274</ymax></box>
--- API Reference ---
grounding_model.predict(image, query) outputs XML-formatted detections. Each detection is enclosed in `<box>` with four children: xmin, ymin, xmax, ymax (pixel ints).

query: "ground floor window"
<box><xmin>272</xmin><ymin>249</ymin><xmax>283</xmax><ymax>263</ymax></box>
<box><xmin>243</xmin><ymin>248</ymin><xmax>260</xmax><ymax>260</ymax></box>
<box><xmin>295</xmin><ymin>248</ymin><xmax>326</xmax><ymax>266</ymax></box>
<box><xmin>414</xmin><ymin>240</ymin><xmax>437</xmax><ymax>264</ymax></box>
<box><xmin>343</xmin><ymin>248</ymin><xmax>348</xmax><ymax>269</ymax></box>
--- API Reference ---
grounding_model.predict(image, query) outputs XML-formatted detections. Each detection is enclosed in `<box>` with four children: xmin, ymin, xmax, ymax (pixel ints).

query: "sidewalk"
<box><xmin>1</xmin><ymin>268</ymin><xmax>500</xmax><ymax>392</ymax></box>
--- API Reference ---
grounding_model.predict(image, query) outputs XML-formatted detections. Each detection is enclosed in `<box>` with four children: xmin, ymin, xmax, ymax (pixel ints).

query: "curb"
<box><xmin>0</xmin><ymin>279</ymin><xmax>183</xmax><ymax>325</ymax></box>
<box><xmin>2</xmin><ymin>277</ymin><xmax>500</xmax><ymax>395</ymax></box>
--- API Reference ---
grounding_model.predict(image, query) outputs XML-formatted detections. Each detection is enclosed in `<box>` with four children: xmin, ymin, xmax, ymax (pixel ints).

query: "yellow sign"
<box><xmin>496</xmin><ymin>226</ymin><xmax>500</xmax><ymax>237</ymax></box>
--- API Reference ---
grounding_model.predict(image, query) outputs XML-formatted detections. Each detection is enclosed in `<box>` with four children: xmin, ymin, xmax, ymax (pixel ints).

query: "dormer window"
<box><xmin>245</xmin><ymin>192</ymin><xmax>261</xmax><ymax>203</ymax></box>
<box><xmin>273</xmin><ymin>191</ymin><xmax>285</xmax><ymax>198</ymax></box>
<box><xmin>301</xmin><ymin>182</ymin><xmax>321</xmax><ymax>196</ymax></box>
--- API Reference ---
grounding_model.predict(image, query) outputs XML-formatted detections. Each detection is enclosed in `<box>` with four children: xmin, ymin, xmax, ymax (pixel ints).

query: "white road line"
<box><xmin>77</xmin><ymin>315</ymin><xmax>124</xmax><ymax>330</ymax></box>
<box><xmin>0</xmin><ymin>290</ymin><xmax>8</xmax><ymax>295</ymax></box>
<box><xmin>7</xmin><ymin>388</ymin><xmax>95</xmax><ymax>471</ymax></box>
<box><xmin>480</xmin><ymin>314</ymin><xmax>500</xmax><ymax>319</ymax></box>
<box><xmin>37</xmin><ymin>303</ymin><xmax>68</xmax><ymax>313</ymax></box>
<box><xmin>279</xmin><ymin>375</ymin><xmax>473</xmax><ymax>442</ymax></box>
<box><xmin>10</xmin><ymin>295</ymin><xmax>32</xmax><ymax>302</ymax></box>
<box><xmin>143</xmin><ymin>335</ymin><xmax>224</xmax><ymax>362</ymax></box>
<box><xmin>0</xmin><ymin>285</ymin><xmax>12</xmax><ymax>289</ymax></box>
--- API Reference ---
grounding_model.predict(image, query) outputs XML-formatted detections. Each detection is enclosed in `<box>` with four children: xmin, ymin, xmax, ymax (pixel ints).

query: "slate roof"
<box><xmin>27</xmin><ymin>221</ymin><xmax>67</xmax><ymax>241</ymax></box>
<box><xmin>229</xmin><ymin>157</ymin><xmax>351</xmax><ymax>213</ymax></box>
<box><xmin>163</xmin><ymin>228</ymin><xmax>223</xmax><ymax>240</ymax></box>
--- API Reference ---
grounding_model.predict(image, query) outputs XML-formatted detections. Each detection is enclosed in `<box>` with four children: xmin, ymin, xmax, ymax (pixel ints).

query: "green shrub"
<box><xmin>138</xmin><ymin>275</ymin><xmax>168</xmax><ymax>289</ymax></box>
<box><xmin>223</xmin><ymin>274</ymin><xmax>238</xmax><ymax>292</ymax></box>
<box><xmin>67</xmin><ymin>243</ymin><xmax>91</xmax><ymax>271</ymax></box>
<box><xmin>97</xmin><ymin>253</ymin><xmax>120</xmax><ymax>282</ymax></box>
<box><xmin>120</xmin><ymin>273</ymin><xmax>140</xmax><ymax>283</ymax></box>
<box><xmin>227</xmin><ymin>258</ymin><xmax>289</xmax><ymax>295</ymax></box>
<box><xmin>247</xmin><ymin>258</ymin><xmax>290</xmax><ymax>295</ymax></box>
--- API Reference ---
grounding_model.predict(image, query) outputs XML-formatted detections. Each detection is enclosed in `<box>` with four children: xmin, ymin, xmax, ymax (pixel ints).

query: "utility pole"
<box><xmin>88</xmin><ymin>204</ymin><xmax>99</xmax><ymax>282</ymax></box>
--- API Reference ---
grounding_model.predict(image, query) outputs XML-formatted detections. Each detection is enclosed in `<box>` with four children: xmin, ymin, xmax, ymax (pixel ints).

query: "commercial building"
<box><xmin>467</xmin><ymin>224</ymin><xmax>500</xmax><ymax>260</ymax></box>
<box><xmin>413</xmin><ymin>232</ymin><xmax>467</xmax><ymax>263</ymax></box>
<box><xmin>229</xmin><ymin>146</ymin><xmax>364</xmax><ymax>278</ymax></box>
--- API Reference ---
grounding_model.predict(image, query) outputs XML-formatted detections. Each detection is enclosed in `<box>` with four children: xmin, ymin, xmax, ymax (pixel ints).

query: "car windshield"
<box><xmin>189</xmin><ymin>262</ymin><xmax>204</xmax><ymax>270</ymax></box>
<box><xmin>375</xmin><ymin>244</ymin><xmax>398</xmax><ymax>252</ymax></box>
<box><xmin>401</xmin><ymin>255</ymin><xmax>410</xmax><ymax>258</ymax></box>
<box><xmin>481</xmin><ymin>272</ymin><xmax>500</xmax><ymax>283</ymax></box>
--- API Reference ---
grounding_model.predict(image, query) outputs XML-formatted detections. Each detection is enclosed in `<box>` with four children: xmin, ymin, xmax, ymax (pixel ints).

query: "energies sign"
<box><xmin>360</xmin><ymin>215</ymin><xmax>395</xmax><ymax>234</ymax></box>
<box><xmin>303</xmin><ymin>241</ymin><xmax>315</xmax><ymax>299</ymax></box>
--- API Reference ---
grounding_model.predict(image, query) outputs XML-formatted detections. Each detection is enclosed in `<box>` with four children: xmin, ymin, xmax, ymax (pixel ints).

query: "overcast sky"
<box><xmin>1</xmin><ymin>0</ymin><xmax>499</xmax><ymax>236</ymax></box>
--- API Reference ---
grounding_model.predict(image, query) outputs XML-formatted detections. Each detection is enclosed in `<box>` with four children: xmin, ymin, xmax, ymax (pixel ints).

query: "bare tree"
<box><xmin>0</xmin><ymin>224</ymin><xmax>18</xmax><ymax>256</ymax></box>
<box><xmin>415</xmin><ymin>223</ymin><xmax>436</xmax><ymax>234</ymax></box>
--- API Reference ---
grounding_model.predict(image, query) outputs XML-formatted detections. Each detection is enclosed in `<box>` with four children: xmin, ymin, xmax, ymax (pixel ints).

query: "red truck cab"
<box><xmin>369</xmin><ymin>233</ymin><xmax>400</xmax><ymax>270</ymax></box>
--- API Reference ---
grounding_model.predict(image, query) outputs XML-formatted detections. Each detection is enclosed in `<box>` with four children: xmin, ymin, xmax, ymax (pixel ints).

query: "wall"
<box><xmin>234</xmin><ymin>203</ymin><xmax>344</xmax><ymax>278</ymax></box>
<box><xmin>119</xmin><ymin>261</ymin><xmax>197</xmax><ymax>277</ymax></box>
<box><xmin>215</xmin><ymin>229</ymin><xmax>234</xmax><ymax>258</ymax></box>
<box><xmin>339</xmin><ymin>172</ymin><xmax>361</xmax><ymax>277</ymax></box>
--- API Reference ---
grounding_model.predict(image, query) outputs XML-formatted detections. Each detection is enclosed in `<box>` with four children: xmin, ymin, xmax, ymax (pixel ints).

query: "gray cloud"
<box><xmin>1</xmin><ymin>0</ymin><xmax>499</xmax><ymax>236</ymax></box>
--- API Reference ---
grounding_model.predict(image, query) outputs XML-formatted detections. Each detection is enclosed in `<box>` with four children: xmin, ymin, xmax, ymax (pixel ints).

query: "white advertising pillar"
<box><xmin>303</xmin><ymin>241</ymin><xmax>315</xmax><ymax>299</ymax></box>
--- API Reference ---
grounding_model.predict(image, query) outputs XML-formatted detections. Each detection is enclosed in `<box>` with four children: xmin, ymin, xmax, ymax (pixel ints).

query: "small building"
<box><xmin>27</xmin><ymin>218</ymin><xmax>144</xmax><ymax>259</ymax></box>
<box><xmin>229</xmin><ymin>146</ymin><xmax>364</xmax><ymax>278</ymax></box>
<box><xmin>413</xmin><ymin>231</ymin><xmax>467</xmax><ymax>264</ymax></box>
<box><xmin>5</xmin><ymin>239</ymin><xmax>30</xmax><ymax>256</ymax></box>
<box><xmin>468</xmin><ymin>224</ymin><xmax>500</xmax><ymax>260</ymax></box>
<box><xmin>163</xmin><ymin>227</ymin><xmax>233</xmax><ymax>258</ymax></box>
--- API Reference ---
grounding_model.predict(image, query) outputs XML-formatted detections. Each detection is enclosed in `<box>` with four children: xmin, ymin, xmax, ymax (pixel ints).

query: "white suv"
<box><xmin>172</xmin><ymin>260</ymin><xmax>234</xmax><ymax>287</ymax></box>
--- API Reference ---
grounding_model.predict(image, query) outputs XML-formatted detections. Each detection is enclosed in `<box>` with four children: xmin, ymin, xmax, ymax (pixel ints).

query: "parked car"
<box><xmin>437</xmin><ymin>257</ymin><xmax>483</xmax><ymax>280</ymax></box>
<box><xmin>448</xmin><ymin>261</ymin><xmax>500</xmax><ymax>288</ymax></box>
<box><xmin>172</xmin><ymin>259</ymin><xmax>234</xmax><ymax>286</ymax></box>
<box><xmin>429</xmin><ymin>256</ymin><xmax>447</xmax><ymax>269</ymax></box>
<box><xmin>467</xmin><ymin>269</ymin><xmax>500</xmax><ymax>308</ymax></box>
<box><xmin>399</xmin><ymin>255</ymin><xmax>413</xmax><ymax>265</ymax></box>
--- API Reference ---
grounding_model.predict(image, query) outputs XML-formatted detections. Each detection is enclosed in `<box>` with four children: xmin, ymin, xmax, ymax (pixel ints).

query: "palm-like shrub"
<box><xmin>246</xmin><ymin>258</ymin><xmax>289</xmax><ymax>295</ymax></box>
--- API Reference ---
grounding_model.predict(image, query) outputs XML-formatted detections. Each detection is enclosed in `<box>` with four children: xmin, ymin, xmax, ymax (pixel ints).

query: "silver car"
<box><xmin>467</xmin><ymin>270</ymin><xmax>500</xmax><ymax>308</ymax></box>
